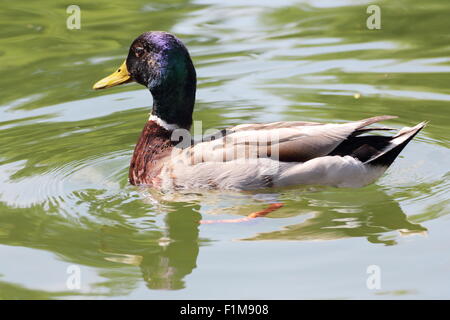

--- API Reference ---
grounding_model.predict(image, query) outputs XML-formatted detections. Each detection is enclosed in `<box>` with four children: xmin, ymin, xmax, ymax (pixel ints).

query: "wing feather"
<box><xmin>179</xmin><ymin>116</ymin><xmax>397</xmax><ymax>164</ymax></box>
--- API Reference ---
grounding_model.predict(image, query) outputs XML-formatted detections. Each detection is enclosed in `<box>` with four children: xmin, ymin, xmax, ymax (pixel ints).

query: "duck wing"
<box><xmin>185</xmin><ymin>115</ymin><xmax>397</xmax><ymax>163</ymax></box>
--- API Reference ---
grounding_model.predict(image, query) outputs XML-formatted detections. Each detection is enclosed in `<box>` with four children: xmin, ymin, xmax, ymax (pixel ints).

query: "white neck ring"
<box><xmin>149</xmin><ymin>114</ymin><xmax>180</xmax><ymax>131</ymax></box>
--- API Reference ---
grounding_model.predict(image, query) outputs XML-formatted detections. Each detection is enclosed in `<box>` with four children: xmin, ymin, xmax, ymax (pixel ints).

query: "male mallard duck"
<box><xmin>93</xmin><ymin>31</ymin><xmax>425</xmax><ymax>191</ymax></box>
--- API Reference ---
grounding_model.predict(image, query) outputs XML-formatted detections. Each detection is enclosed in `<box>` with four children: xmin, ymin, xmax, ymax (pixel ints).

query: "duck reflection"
<box><xmin>139</xmin><ymin>209</ymin><xmax>200</xmax><ymax>290</ymax></box>
<box><xmin>0</xmin><ymin>184</ymin><xmax>428</xmax><ymax>296</ymax></box>
<box><xmin>99</xmin><ymin>205</ymin><xmax>201</xmax><ymax>290</ymax></box>
<box><xmin>141</xmin><ymin>186</ymin><xmax>427</xmax><ymax>247</ymax></box>
<box><xmin>241</xmin><ymin>187</ymin><xmax>427</xmax><ymax>245</ymax></box>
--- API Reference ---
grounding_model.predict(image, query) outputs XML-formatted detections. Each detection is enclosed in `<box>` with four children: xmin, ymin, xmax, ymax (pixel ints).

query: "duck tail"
<box><xmin>365</xmin><ymin>121</ymin><xmax>427</xmax><ymax>168</ymax></box>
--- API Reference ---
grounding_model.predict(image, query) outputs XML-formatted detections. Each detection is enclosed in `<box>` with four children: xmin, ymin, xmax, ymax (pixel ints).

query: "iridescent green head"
<box><xmin>94</xmin><ymin>31</ymin><xmax>197</xmax><ymax>129</ymax></box>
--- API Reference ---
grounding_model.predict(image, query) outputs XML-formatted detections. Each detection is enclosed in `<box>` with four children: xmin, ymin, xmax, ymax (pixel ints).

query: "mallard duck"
<box><xmin>93</xmin><ymin>31</ymin><xmax>425</xmax><ymax>191</ymax></box>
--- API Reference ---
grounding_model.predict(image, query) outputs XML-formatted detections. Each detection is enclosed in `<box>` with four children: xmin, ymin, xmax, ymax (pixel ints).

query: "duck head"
<box><xmin>93</xmin><ymin>31</ymin><xmax>197</xmax><ymax>129</ymax></box>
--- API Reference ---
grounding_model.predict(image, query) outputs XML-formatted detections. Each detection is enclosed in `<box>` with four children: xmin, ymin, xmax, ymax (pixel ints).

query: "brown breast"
<box><xmin>129</xmin><ymin>120</ymin><xmax>174</xmax><ymax>186</ymax></box>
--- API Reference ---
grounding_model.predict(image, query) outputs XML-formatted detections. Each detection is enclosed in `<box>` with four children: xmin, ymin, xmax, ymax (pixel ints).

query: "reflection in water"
<box><xmin>244</xmin><ymin>187</ymin><xmax>427</xmax><ymax>245</ymax></box>
<box><xmin>100</xmin><ymin>207</ymin><xmax>201</xmax><ymax>290</ymax></box>
<box><xmin>0</xmin><ymin>182</ymin><xmax>427</xmax><ymax>296</ymax></box>
<box><xmin>0</xmin><ymin>193</ymin><xmax>204</xmax><ymax>295</ymax></box>
<box><xmin>144</xmin><ymin>185</ymin><xmax>427</xmax><ymax>246</ymax></box>
<box><xmin>141</xmin><ymin>210</ymin><xmax>200</xmax><ymax>290</ymax></box>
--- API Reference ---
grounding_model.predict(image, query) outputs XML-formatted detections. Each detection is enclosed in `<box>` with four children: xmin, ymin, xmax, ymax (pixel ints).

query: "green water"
<box><xmin>0</xmin><ymin>0</ymin><xmax>449</xmax><ymax>299</ymax></box>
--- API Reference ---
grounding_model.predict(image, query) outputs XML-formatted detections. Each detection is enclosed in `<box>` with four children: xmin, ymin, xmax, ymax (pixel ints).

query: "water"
<box><xmin>0</xmin><ymin>0</ymin><xmax>449</xmax><ymax>299</ymax></box>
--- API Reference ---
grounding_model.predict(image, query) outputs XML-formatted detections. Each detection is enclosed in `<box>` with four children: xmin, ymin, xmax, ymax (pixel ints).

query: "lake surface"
<box><xmin>0</xmin><ymin>0</ymin><xmax>449</xmax><ymax>299</ymax></box>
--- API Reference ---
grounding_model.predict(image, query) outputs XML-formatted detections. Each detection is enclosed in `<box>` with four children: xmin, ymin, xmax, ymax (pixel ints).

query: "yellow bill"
<box><xmin>93</xmin><ymin>60</ymin><xmax>131</xmax><ymax>90</ymax></box>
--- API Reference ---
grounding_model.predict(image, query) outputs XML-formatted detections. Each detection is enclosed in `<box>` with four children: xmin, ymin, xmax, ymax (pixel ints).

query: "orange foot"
<box><xmin>200</xmin><ymin>203</ymin><xmax>284</xmax><ymax>224</ymax></box>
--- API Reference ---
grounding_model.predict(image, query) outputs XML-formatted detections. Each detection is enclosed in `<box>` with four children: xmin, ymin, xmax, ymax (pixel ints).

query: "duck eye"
<box><xmin>134</xmin><ymin>47</ymin><xmax>144</xmax><ymax>57</ymax></box>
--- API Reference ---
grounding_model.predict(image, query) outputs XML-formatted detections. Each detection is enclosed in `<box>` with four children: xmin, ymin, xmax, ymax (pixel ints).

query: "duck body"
<box><xmin>128</xmin><ymin>115</ymin><xmax>424</xmax><ymax>191</ymax></box>
<box><xmin>94</xmin><ymin>31</ymin><xmax>426</xmax><ymax>191</ymax></box>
